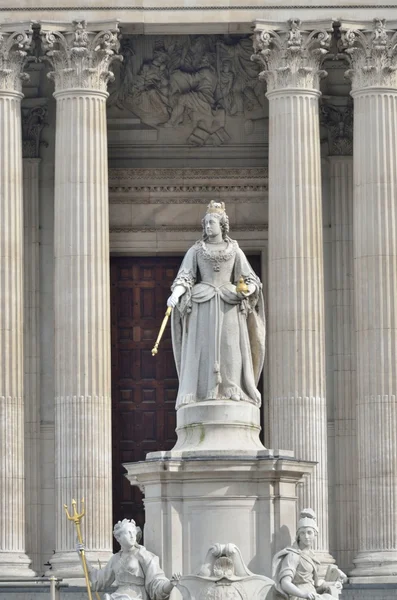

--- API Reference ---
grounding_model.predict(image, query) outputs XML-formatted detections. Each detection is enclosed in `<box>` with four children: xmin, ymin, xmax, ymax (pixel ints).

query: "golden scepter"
<box><xmin>64</xmin><ymin>499</ymin><xmax>99</xmax><ymax>600</ymax></box>
<box><xmin>152</xmin><ymin>306</ymin><xmax>172</xmax><ymax>356</ymax></box>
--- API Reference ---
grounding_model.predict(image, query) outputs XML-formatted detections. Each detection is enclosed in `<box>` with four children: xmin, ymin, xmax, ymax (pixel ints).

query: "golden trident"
<box><xmin>64</xmin><ymin>498</ymin><xmax>98</xmax><ymax>600</ymax></box>
<box><xmin>152</xmin><ymin>306</ymin><xmax>172</xmax><ymax>356</ymax></box>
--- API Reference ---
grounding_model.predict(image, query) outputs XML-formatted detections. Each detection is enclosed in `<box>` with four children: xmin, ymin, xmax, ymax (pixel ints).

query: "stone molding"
<box><xmin>109</xmin><ymin>167</ymin><xmax>268</xmax><ymax>203</ymax></box>
<box><xmin>109</xmin><ymin>167</ymin><xmax>268</xmax><ymax>181</ymax></box>
<box><xmin>110</xmin><ymin>224</ymin><xmax>267</xmax><ymax>233</ymax></box>
<box><xmin>340</xmin><ymin>18</ymin><xmax>397</xmax><ymax>90</ymax></box>
<box><xmin>320</xmin><ymin>100</ymin><xmax>353</xmax><ymax>156</ymax></box>
<box><xmin>0</xmin><ymin>25</ymin><xmax>33</xmax><ymax>92</ymax></box>
<box><xmin>40</xmin><ymin>20</ymin><xmax>121</xmax><ymax>93</ymax></box>
<box><xmin>0</xmin><ymin>5</ymin><xmax>395</xmax><ymax>11</ymax></box>
<box><xmin>252</xmin><ymin>19</ymin><xmax>333</xmax><ymax>92</ymax></box>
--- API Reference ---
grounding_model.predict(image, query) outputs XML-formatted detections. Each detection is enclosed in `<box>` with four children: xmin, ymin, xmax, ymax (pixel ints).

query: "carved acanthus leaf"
<box><xmin>252</xmin><ymin>19</ymin><xmax>333</xmax><ymax>92</ymax></box>
<box><xmin>340</xmin><ymin>19</ymin><xmax>397</xmax><ymax>89</ymax></box>
<box><xmin>0</xmin><ymin>27</ymin><xmax>33</xmax><ymax>92</ymax></box>
<box><xmin>41</xmin><ymin>20</ymin><xmax>122</xmax><ymax>92</ymax></box>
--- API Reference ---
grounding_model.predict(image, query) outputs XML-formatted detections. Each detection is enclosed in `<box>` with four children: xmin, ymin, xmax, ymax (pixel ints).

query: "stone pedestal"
<box><xmin>40</xmin><ymin>21</ymin><xmax>121</xmax><ymax>578</ymax></box>
<box><xmin>340</xmin><ymin>19</ymin><xmax>397</xmax><ymax>583</ymax></box>
<box><xmin>252</xmin><ymin>19</ymin><xmax>333</xmax><ymax>568</ymax></box>
<box><xmin>124</xmin><ymin>450</ymin><xmax>314</xmax><ymax>577</ymax></box>
<box><xmin>0</xmin><ymin>25</ymin><xmax>35</xmax><ymax>577</ymax></box>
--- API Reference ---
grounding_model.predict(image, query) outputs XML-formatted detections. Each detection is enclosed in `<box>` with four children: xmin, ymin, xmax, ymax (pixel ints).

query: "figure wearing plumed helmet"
<box><xmin>273</xmin><ymin>510</ymin><xmax>346</xmax><ymax>600</ymax></box>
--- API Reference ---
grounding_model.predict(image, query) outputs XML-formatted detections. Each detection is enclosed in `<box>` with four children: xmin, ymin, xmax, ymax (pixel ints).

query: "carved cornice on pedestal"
<box><xmin>0</xmin><ymin>24</ymin><xmax>33</xmax><ymax>92</ymax></box>
<box><xmin>340</xmin><ymin>18</ymin><xmax>397</xmax><ymax>90</ymax></box>
<box><xmin>252</xmin><ymin>18</ymin><xmax>333</xmax><ymax>92</ymax></box>
<box><xmin>22</xmin><ymin>104</ymin><xmax>48</xmax><ymax>158</ymax></box>
<box><xmin>320</xmin><ymin>100</ymin><xmax>353</xmax><ymax>156</ymax></box>
<box><xmin>40</xmin><ymin>20</ymin><xmax>122</xmax><ymax>93</ymax></box>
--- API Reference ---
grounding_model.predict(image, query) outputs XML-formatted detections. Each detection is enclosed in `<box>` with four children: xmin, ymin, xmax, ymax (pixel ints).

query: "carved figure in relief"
<box><xmin>167</xmin><ymin>201</ymin><xmax>265</xmax><ymax>408</ymax></box>
<box><xmin>77</xmin><ymin>519</ymin><xmax>180</xmax><ymax>600</ymax></box>
<box><xmin>111</xmin><ymin>35</ymin><xmax>265</xmax><ymax>145</ymax></box>
<box><xmin>273</xmin><ymin>510</ymin><xmax>346</xmax><ymax>600</ymax></box>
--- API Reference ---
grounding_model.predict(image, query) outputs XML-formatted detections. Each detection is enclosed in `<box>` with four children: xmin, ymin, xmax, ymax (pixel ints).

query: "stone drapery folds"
<box><xmin>252</xmin><ymin>18</ymin><xmax>333</xmax><ymax>92</ymax></box>
<box><xmin>40</xmin><ymin>20</ymin><xmax>122</xmax><ymax>92</ymax></box>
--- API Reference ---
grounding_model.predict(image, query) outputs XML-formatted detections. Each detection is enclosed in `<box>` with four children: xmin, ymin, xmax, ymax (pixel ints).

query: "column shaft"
<box><xmin>23</xmin><ymin>158</ymin><xmax>41</xmax><ymax>574</ymax></box>
<box><xmin>0</xmin><ymin>90</ymin><xmax>34</xmax><ymax>575</ymax></box>
<box><xmin>329</xmin><ymin>156</ymin><xmax>357</xmax><ymax>573</ymax></box>
<box><xmin>51</xmin><ymin>90</ymin><xmax>112</xmax><ymax>576</ymax></box>
<box><xmin>352</xmin><ymin>89</ymin><xmax>397</xmax><ymax>579</ymax></box>
<box><xmin>268</xmin><ymin>89</ymin><xmax>329</xmax><ymax>558</ymax></box>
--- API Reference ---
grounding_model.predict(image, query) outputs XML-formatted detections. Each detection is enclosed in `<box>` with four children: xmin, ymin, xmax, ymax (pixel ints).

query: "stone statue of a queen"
<box><xmin>167</xmin><ymin>201</ymin><xmax>265</xmax><ymax>408</ymax></box>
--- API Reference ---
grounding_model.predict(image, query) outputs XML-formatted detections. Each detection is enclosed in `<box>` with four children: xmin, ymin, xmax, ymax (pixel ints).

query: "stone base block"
<box><xmin>164</xmin><ymin>400</ymin><xmax>265</xmax><ymax>455</ymax></box>
<box><xmin>0</xmin><ymin>553</ymin><xmax>35</xmax><ymax>577</ymax></box>
<box><xmin>349</xmin><ymin>550</ymin><xmax>397</xmax><ymax>583</ymax></box>
<box><xmin>341</xmin><ymin>583</ymin><xmax>397</xmax><ymax>600</ymax></box>
<box><xmin>124</xmin><ymin>450</ymin><xmax>315</xmax><ymax>577</ymax></box>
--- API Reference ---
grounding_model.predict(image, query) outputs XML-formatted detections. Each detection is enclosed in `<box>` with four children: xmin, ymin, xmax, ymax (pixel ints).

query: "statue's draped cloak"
<box><xmin>272</xmin><ymin>544</ymin><xmax>334</xmax><ymax>600</ymax></box>
<box><xmin>171</xmin><ymin>238</ymin><xmax>265</xmax><ymax>408</ymax></box>
<box><xmin>89</xmin><ymin>545</ymin><xmax>170</xmax><ymax>600</ymax></box>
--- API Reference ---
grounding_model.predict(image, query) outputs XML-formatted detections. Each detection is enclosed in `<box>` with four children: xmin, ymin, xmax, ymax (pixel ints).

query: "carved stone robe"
<box><xmin>273</xmin><ymin>545</ymin><xmax>334</xmax><ymax>600</ymax></box>
<box><xmin>171</xmin><ymin>238</ymin><xmax>265</xmax><ymax>408</ymax></box>
<box><xmin>88</xmin><ymin>545</ymin><xmax>171</xmax><ymax>600</ymax></box>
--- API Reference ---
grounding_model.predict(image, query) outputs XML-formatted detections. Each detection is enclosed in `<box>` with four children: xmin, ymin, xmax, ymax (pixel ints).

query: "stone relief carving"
<box><xmin>22</xmin><ymin>105</ymin><xmax>48</xmax><ymax>158</ymax></box>
<box><xmin>320</xmin><ymin>101</ymin><xmax>353</xmax><ymax>156</ymax></box>
<box><xmin>252</xmin><ymin>19</ymin><xmax>332</xmax><ymax>92</ymax></box>
<box><xmin>41</xmin><ymin>20</ymin><xmax>122</xmax><ymax>92</ymax></box>
<box><xmin>108</xmin><ymin>35</ymin><xmax>266</xmax><ymax>145</ymax></box>
<box><xmin>340</xmin><ymin>18</ymin><xmax>397</xmax><ymax>90</ymax></box>
<box><xmin>174</xmin><ymin>543</ymin><xmax>274</xmax><ymax>600</ymax></box>
<box><xmin>0</xmin><ymin>27</ymin><xmax>33</xmax><ymax>92</ymax></box>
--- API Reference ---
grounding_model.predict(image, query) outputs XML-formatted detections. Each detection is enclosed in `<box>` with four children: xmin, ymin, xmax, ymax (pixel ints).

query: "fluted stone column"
<box><xmin>0</xmin><ymin>25</ymin><xmax>35</xmax><ymax>576</ymax></box>
<box><xmin>253</xmin><ymin>19</ymin><xmax>333</xmax><ymax>566</ymax></box>
<box><xmin>321</xmin><ymin>101</ymin><xmax>357</xmax><ymax>573</ymax></box>
<box><xmin>41</xmin><ymin>21</ymin><xmax>121</xmax><ymax>578</ymax></box>
<box><xmin>341</xmin><ymin>18</ymin><xmax>397</xmax><ymax>582</ymax></box>
<box><xmin>22</xmin><ymin>103</ymin><xmax>47</xmax><ymax>574</ymax></box>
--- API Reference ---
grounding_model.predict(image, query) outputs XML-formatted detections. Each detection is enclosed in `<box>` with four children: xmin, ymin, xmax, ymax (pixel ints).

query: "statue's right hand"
<box><xmin>167</xmin><ymin>293</ymin><xmax>179</xmax><ymax>308</ymax></box>
<box><xmin>303</xmin><ymin>593</ymin><xmax>316</xmax><ymax>600</ymax></box>
<box><xmin>76</xmin><ymin>542</ymin><xmax>85</xmax><ymax>554</ymax></box>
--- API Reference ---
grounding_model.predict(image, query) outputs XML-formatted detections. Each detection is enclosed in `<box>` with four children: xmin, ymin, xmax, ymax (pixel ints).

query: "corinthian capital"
<box><xmin>41</xmin><ymin>20</ymin><xmax>122</xmax><ymax>93</ymax></box>
<box><xmin>0</xmin><ymin>24</ymin><xmax>33</xmax><ymax>93</ymax></box>
<box><xmin>252</xmin><ymin>19</ymin><xmax>333</xmax><ymax>93</ymax></box>
<box><xmin>340</xmin><ymin>19</ymin><xmax>397</xmax><ymax>90</ymax></box>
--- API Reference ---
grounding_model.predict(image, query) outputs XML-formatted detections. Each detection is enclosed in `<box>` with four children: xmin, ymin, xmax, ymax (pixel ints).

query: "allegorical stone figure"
<box><xmin>78</xmin><ymin>519</ymin><xmax>180</xmax><ymax>600</ymax></box>
<box><xmin>167</xmin><ymin>201</ymin><xmax>265</xmax><ymax>408</ymax></box>
<box><xmin>273</xmin><ymin>509</ymin><xmax>346</xmax><ymax>600</ymax></box>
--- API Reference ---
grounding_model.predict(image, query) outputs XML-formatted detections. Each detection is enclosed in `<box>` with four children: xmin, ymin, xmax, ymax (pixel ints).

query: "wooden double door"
<box><xmin>111</xmin><ymin>257</ymin><xmax>181</xmax><ymax>532</ymax></box>
<box><xmin>111</xmin><ymin>254</ymin><xmax>262</xmax><ymax>534</ymax></box>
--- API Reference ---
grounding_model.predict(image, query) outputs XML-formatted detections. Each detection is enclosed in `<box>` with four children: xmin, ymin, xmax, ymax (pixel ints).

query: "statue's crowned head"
<box><xmin>296</xmin><ymin>508</ymin><xmax>318</xmax><ymax>543</ymax></box>
<box><xmin>113</xmin><ymin>518</ymin><xmax>142</xmax><ymax>545</ymax></box>
<box><xmin>202</xmin><ymin>201</ymin><xmax>230</xmax><ymax>240</ymax></box>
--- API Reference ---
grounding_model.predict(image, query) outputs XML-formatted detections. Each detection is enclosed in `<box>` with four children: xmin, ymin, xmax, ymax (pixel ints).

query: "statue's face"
<box><xmin>116</xmin><ymin>524</ymin><xmax>137</xmax><ymax>550</ymax></box>
<box><xmin>204</xmin><ymin>214</ymin><xmax>222</xmax><ymax>238</ymax></box>
<box><xmin>297</xmin><ymin>527</ymin><xmax>315</xmax><ymax>549</ymax></box>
